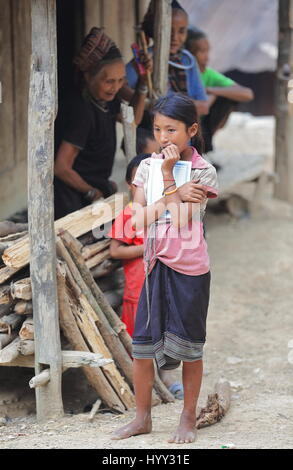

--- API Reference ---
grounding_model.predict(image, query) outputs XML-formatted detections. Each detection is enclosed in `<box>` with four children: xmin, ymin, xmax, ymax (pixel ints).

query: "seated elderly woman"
<box><xmin>54</xmin><ymin>27</ymin><xmax>150</xmax><ymax>219</ymax></box>
<box><xmin>185</xmin><ymin>27</ymin><xmax>254</xmax><ymax>152</ymax></box>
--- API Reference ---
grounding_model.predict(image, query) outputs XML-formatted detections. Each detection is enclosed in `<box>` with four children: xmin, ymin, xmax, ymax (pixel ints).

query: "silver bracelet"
<box><xmin>84</xmin><ymin>189</ymin><xmax>98</xmax><ymax>201</ymax></box>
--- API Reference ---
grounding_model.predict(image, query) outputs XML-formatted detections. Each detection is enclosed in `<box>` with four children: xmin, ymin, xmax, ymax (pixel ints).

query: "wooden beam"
<box><xmin>274</xmin><ymin>0</ymin><xmax>293</xmax><ymax>203</ymax></box>
<box><xmin>121</xmin><ymin>102</ymin><xmax>136</xmax><ymax>163</ymax></box>
<box><xmin>28</xmin><ymin>0</ymin><xmax>63</xmax><ymax>422</ymax></box>
<box><xmin>152</xmin><ymin>0</ymin><xmax>172</xmax><ymax>97</ymax></box>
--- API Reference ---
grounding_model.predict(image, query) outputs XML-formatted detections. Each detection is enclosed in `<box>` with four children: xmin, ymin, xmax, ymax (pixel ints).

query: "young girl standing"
<box><xmin>112</xmin><ymin>94</ymin><xmax>218</xmax><ymax>444</ymax></box>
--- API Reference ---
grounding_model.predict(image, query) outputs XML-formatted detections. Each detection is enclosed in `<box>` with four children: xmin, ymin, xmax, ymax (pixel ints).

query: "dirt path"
<box><xmin>1</xmin><ymin>211</ymin><xmax>293</xmax><ymax>449</ymax></box>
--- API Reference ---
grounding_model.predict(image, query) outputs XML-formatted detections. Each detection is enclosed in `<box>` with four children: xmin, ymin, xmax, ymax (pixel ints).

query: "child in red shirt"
<box><xmin>108</xmin><ymin>154</ymin><xmax>148</xmax><ymax>336</ymax></box>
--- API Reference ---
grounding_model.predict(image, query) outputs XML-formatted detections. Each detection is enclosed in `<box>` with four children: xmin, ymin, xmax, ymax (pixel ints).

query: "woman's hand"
<box><xmin>178</xmin><ymin>180</ymin><xmax>207</xmax><ymax>203</ymax></box>
<box><xmin>161</xmin><ymin>144</ymin><xmax>181</xmax><ymax>175</ymax></box>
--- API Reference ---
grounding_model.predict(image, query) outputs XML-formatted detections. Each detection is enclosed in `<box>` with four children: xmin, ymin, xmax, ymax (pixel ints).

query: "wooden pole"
<box><xmin>152</xmin><ymin>0</ymin><xmax>172</xmax><ymax>97</ymax></box>
<box><xmin>121</xmin><ymin>102</ymin><xmax>137</xmax><ymax>163</ymax></box>
<box><xmin>28</xmin><ymin>0</ymin><xmax>63</xmax><ymax>421</ymax></box>
<box><xmin>274</xmin><ymin>0</ymin><xmax>293</xmax><ymax>203</ymax></box>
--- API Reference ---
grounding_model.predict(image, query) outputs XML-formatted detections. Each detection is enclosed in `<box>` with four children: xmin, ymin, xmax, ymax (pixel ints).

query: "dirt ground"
<box><xmin>1</xmin><ymin>209</ymin><xmax>293</xmax><ymax>450</ymax></box>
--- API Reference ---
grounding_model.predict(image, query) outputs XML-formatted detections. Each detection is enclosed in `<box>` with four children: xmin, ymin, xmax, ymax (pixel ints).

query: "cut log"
<box><xmin>0</xmin><ymin>285</ymin><xmax>12</xmax><ymax>305</ymax></box>
<box><xmin>0</xmin><ymin>314</ymin><xmax>23</xmax><ymax>333</ymax></box>
<box><xmin>18</xmin><ymin>339</ymin><xmax>35</xmax><ymax>356</ymax></box>
<box><xmin>0</xmin><ymin>233</ymin><xmax>28</xmax><ymax>255</ymax></box>
<box><xmin>196</xmin><ymin>378</ymin><xmax>231</xmax><ymax>429</ymax></box>
<box><xmin>81</xmin><ymin>239</ymin><xmax>110</xmax><ymax>261</ymax></box>
<box><xmin>85</xmin><ymin>248</ymin><xmax>111</xmax><ymax>270</ymax></box>
<box><xmin>2</xmin><ymin>193</ymin><xmax>126</xmax><ymax>269</ymax></box>
<box><xmin>78</xmin><ymin>232</ymin><xmax>102</xmax><ymax>246</ymax></box>
<box><xmin>0</xmin><ymin>304</ymin><xmax>12</xmax><ymax>319</ymax></box>
<box><xmin>59</xmin><ymin>230</ymin><xmax>172</xmax><ymax>403</ymax></box>
<box><xmin>56</xmin><ymin>261</ymin><xmax>126</xmax><ymax>412</ymax></box>
<box><xmin>0</xmin><ymin>231</ymin><xmax>28</xmax><ymax>243</ymax></box>
<box><xmin>11</xmin><ymin>277</ymin><xmax>32</xmax><ymax>300</ymax></box>
<box><xmin>0</xmin><ymin>266</ymin><xmax>20</xmax><ymax>285</ymax></box>
<box><xmin>91</xmin><ymin>259</ymin><xmax>121</xmax><ymax>278</ymax></box>
<box><xmin>14</xmin><ymin>300</ymin><xmax>33</xmax><ymax>315</ymax></box>
<box><xmin>19</xmin><ymin>317</ymin><xmax>34</xmax><ymax>340</ymax></box>
<box><xmin>29</xmin><ymin>369</ymin><xmax>50</xmax><ymax>388</ymax></box>
<box><xmin>0</xmin><ymin>332</ymin><xmax>17</xmax><ymax>349</ymax></box>
<box><xmin>57</xmin><ymin>237</ymin><xmax>134</xmax><ymax>387</ymax></box>
<box><xmin>0</xmin><ymin>221</ymin><xmax>28</xmax><ymax>238</ymax></box>
<box><xmin>61</xmin><ymin>350</ymin><xmax>113</xmax><ymax>370</ymax></box>
<box><xmin>0</xmin><ymin>337</ymin><xmax>20</xmax><ymax>363</ymax></box>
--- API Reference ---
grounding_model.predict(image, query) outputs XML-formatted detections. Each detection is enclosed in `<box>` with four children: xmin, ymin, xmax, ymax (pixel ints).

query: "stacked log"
<box><xmin>0</xmin><ymin>195</ymin><xmax>174</xmax><ymax>411</ymax></box>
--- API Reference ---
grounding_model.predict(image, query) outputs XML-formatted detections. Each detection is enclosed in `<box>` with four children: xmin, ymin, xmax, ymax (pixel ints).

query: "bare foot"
<box><xmin>168</xmin><ymin>411</ymin><xmax>197</xmax><ymax>444</ymax></box>
<box><xmin>111</xmin><ymin>415</ymin><xmax>152</xmax><ymax>440</ymax></box>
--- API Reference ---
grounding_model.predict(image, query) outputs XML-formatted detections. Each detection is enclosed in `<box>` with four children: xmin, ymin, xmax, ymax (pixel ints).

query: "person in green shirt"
<box><xmin>185</xmin><ymin>28</ymin><xmax>254</xmax><ymax>152</ymax></box>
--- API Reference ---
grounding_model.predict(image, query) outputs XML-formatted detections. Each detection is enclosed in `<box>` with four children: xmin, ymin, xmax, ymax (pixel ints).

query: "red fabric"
<box><xmin>108</xmin><ymin>204</ymin><xmax>145</xmax><ymax>336</ymax></box>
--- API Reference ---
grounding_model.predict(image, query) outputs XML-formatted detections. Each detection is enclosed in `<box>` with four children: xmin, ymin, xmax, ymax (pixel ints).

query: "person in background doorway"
<box><xmin>54</xmin><ymin>27</ymin><xmax>150</xmax><ymax>219</ymax></box>
<box><xmin>186</xmin><ymin>27</ymin><xmax>254</xmax><ymax>152</ymax></box>
<box><xmin>123</xmin><ymin>0</ymin><xmax>208</xmax><ymax>132</ymax></box>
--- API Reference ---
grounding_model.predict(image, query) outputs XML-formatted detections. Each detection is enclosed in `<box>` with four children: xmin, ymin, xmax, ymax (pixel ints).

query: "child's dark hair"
<box><xmin>151</xmin><ymin>93</ymin><xmax>205</xmax><ymax>154</ymax></box>
<box><xmin>185</xmin><ymin>27</ymin><xmax>207</xmax><ymax>51</ymax></box>
<box><xmin>125</xmin><ymin>153</ymin><xmax>151</xmax><ymax>184</ymax></box>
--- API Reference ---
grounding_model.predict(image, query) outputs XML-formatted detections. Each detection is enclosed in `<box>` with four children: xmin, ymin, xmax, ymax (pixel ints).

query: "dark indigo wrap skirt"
<box><xmin>132</xmin><ymin>260</ymin><xmax>211</xmax><ymax>370</ymax></box>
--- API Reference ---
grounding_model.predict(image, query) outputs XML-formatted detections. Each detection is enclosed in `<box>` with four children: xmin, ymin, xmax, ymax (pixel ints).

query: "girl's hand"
<box><xmin>178</xmin><ymin>180</ymin><xmax>207</xmax><ymax>203</ymax></box>
<box><xmin>161</xmin><ymin>144</ymin><xmax>181</xmax><ymax>175</ymax></box>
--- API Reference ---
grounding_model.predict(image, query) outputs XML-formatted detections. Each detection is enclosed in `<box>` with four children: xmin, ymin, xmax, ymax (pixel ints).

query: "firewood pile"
<box><xmin>0</xmin><ymin>194</ymin><xmax>174</xmax><ymax>413</ymax></box>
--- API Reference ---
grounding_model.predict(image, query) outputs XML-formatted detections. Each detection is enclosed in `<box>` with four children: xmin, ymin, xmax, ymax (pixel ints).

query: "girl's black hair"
<box><xmin>185</xmin><ymin>27</ymin><xmax>207</xmax><ymax>51</ymax></box>
<box><xmin>151</xmin><ymin>93</ymin><xmax>205</xmax><ymax>154</ymax></box>
<box><xmin>125</xmin><ymin>153</ymin><xmax>151</xmax><ymax>184</ymax></box>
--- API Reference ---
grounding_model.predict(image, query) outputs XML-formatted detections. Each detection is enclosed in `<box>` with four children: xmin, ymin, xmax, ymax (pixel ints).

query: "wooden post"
<box><xmin>275</xmin><ymin>0</ymin><xmax>293</xmax><ymax>204</ymax></box>
<box><xmin>152</xmin><ymin>0</ymin><xmax>172</xmax><ymax>97</ymax></box>
<box><xmin>28</xmin><ymin>0</ymin><xmax>63</xmax><ymax>421</ymax></box>
<box><xmin>121</xmin><ymin>102</ymin><xmax>137</xmax><ymax>162</ymax></box>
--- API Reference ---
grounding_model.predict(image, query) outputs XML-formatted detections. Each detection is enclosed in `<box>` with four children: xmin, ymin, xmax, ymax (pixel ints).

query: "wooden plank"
<box><xmin>29</xmin><ymin>0</ymin><xmax>63</xmax><ymax>422</ymax></box>
<box><xmin>152</xmin><ymin>0</ymin><xmax>172</xmax><ymax>97</ymax></box>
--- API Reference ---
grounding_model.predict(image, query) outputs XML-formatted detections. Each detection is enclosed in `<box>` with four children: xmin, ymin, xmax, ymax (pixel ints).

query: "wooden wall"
<box><xmin>0</xmin><ymin>0</ymin><xmax>31</xmax><ymax>219</ymax></box>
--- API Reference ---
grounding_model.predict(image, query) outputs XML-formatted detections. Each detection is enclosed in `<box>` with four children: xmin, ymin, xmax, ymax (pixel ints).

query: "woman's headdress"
<box><xmin>73</xmin><ymin>27</ymin><xmax>122</xmax><ymax>73</ymax></box>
